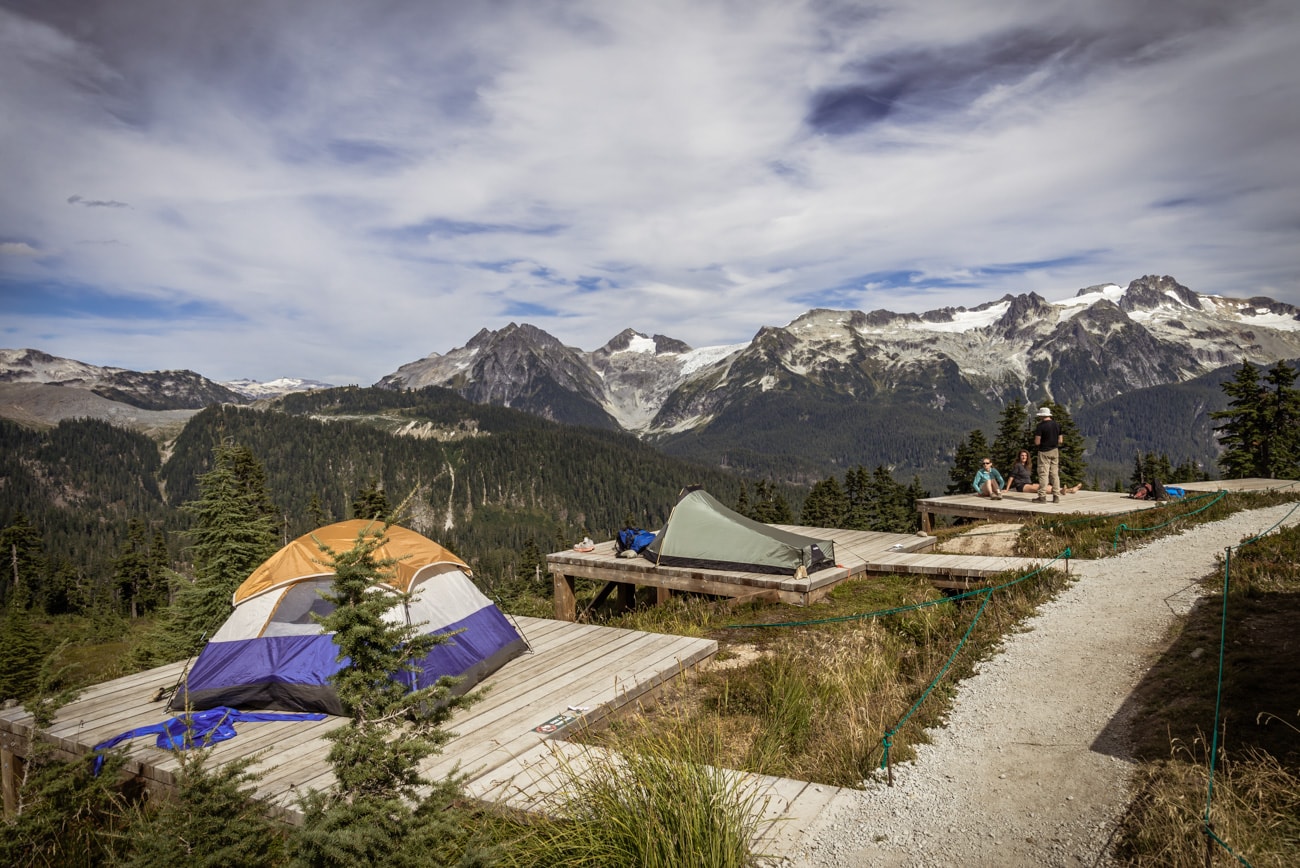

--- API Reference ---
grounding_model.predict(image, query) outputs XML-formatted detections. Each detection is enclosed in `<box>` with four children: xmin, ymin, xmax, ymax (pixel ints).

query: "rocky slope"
<box><xmin>378</xmin><ymin>276</ymin><xmax>1300</xmax><ymax>436</ymax></box>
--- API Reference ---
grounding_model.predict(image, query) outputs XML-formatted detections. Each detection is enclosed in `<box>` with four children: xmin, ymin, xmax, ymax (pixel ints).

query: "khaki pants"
<box><xmin>1038</xmin><ymin>448</ymin><xmax>1060</xmax><ymax>495</ymax></box>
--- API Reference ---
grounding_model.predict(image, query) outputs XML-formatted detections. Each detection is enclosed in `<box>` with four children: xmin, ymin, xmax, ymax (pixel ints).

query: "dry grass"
<box><xmin>1117</xmin><ymin>739</ymin><xmax>1300</xmax><ymax>867</ymax></box>
<box><xmin>589</xmin><ymin>567</ymin><xmax>1070</xmax><ymax>787</ymax></box>
<box><xmin>1115</xmin><ymin>513</ymin><xmax>1300</xmax><ymax>866</ymax></box>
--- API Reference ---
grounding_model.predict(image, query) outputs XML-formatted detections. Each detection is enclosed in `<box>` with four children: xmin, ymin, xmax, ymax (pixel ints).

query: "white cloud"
<box><xmin>2</xmin><ymin>0</ymin><xmax>1298</xmax><ymax>384</ymax></box>
<box><xmin>0</xmin><ymin>241</ymin><xmax>42</xmax><ymax>257</ymax></box>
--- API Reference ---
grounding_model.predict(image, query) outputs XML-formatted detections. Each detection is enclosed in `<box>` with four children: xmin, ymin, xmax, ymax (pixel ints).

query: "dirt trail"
<box><xmin>787</xmin><ymin>503</ymin><xmax>1300</xmax><ymax>868</ymax></box>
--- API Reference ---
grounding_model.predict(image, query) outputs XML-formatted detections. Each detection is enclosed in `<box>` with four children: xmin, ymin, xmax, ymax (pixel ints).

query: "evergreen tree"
<box><xmin>351</xmin><ymin>480</ymin><xmax>391</xmax><ymax>521</ymax></box>
<box><xmin>1171</xmin><ymin>457</ymin><xmax>1208</xmax><ymax>483</ymax></box>
<box><xmin>307</xmin><ymin>492</ymin><xmax>330</xmax><ymax>529</ymax></box>
<box><xmin>1261</xmin><ymin>360</ymin><xmax>1300</xmax><ymax>478</ymax></box>
<box><xmin>0</xmin><ymin>593</ymin><xmax>45</xmax><ymax>701</ymax></box>
<box><xmin>147</xmin><ymin>530</ymin><xmax>171</xmax><ymax>610</ymax></box>
<box><xmin>1131</xmin><ymin>452</ymin><xmax>1175</xmax><ymax>486</ymax></box>
<box><xmin>1212</xmin><ymin>361</ymin><xmax>1268</xmax><ymax>478</ymax></box>
<box><xmin>947</xmin><ymin>429</ymin><xmax>990</xmax><ymax>494</ymax></box>
<box><xmin>1</xmin><ymin>512</ymin><xmax>47</xmax><ymax>610</ymax></box>
<box><xmin>871</xmin><ymin>465</ymin><xmax>915</xmax><ymax>533</ymax></box>
<box><xmin>905</xmin><ymin>476</ymin><xmax>930</xmax><ymax>525</ymax></box>
<box><xmin>142</xmin><ymin>442</ymin><xmax>279</xmax><ymax>663</ymax></box>
<box><xmin>801</xmin><ymin>476</ymin><xmax>848</xmax><ymax>528</ymax></box>
<box><xmin>734</xmin><ymin>482</ymin><xmax>751</xmax><ymax>518</ymax></box>
<box><xmin>0</xmin><ymin>672</ymin><xmax>133</xmax><ymax>866</ymax></box>
<box><xmin>517</xmin><ymin>535</ymin><xmax>545</xmax><ymax>584</ymax></box>
<box><xmin>124</xmin><ymin>751</ymin><xmax>286</xmax><ymax>867</ymax></box>
<box><xmin>750</xmin><ymin>480</ymin><xmax>791</xmax><ymax>524</ymax></box>
<box><xmin>114</xmin><ymin>520</ymin><xmax>150</xmax><ymax>619</ymax></box>
<box><xmin>989</xmin><ymin>401</ymin><xmax>1031</xmax><ymax>472</ymax></box>
<box><xmin>843</xmin><ymin>466</ymin><xmax>873</xmax><ymax>530</ymax></box>
<box><xmin>290</xmin><ymin>523</ymin><xmax>485</xmax><ymax>867</ymax></box>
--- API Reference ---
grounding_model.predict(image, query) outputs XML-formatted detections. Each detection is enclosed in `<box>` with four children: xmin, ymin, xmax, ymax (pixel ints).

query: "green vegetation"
<box><xmin>1115</xmin><ymin>517</ymin><xmax>1300</xmax><ymax>867</ymax></box>
<box><xmin>589</xmin><ymin>568</ymin><xmax>1071</xmax><ymax>788</ymax></box>
<box><xmin>135</xmin><ymin>441</ymin><xmax>280</xmax><ymax>667</ymax></box>
<box><xmin>1212</xmin><ymin>359</ymin><xmax>1300</xmax><ymax>480</ymax></box>
<box><xmin>800</xmin><ymin>465</ymin><xmax>927</xmax><ymax>533</ymax></box>
<box><xmin>1013</xmin><ymin>489</ymin><xmax>1300</xmax><ymax>560</ymax></box>
<box><xmin>948</xmin><ymin>399</ymin><xmax>1087</xmax><ymax>494</ymax></box>
<box><xmin>4</xmin><ymin>370</ymin><xmax>1300</xmax><ymax>864</ymax></box>
<box><xmin>291</xmin><ymin>522</ymin><xmax>487</xmax><ymax>867</ymax></box>
<box><xmin>495</xmin><ymin>730</ymin><xmax>766</xmax><ymax>868</ymax></box>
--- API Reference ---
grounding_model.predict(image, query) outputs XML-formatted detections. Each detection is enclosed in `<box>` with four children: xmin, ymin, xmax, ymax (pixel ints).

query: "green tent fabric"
<box><xmin>644</xmin><ymin>489</ymin><xmax>836</xmax><ymax>575</ymax></box>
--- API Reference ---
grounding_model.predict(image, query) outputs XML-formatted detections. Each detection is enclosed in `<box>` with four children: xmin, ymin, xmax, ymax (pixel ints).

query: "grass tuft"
<box><xmin>497</xmin><ymin>726</ymin><xmax>766</xmax><ymax>868</ymax></box>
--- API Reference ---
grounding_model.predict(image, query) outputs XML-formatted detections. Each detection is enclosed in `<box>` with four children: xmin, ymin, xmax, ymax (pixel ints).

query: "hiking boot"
<box><xmin>1051</xmin><ymin>495</ymin><xmax>1060</xmax><ymax>504</ymax></box>
<box><xmin>1032</xmin><ymin>495</ymin><xmax>1047</xmax><ymax>504</ymax></box>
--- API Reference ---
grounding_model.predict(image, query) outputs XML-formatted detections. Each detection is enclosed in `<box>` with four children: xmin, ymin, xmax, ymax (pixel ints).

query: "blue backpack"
<box><xmin>616</xmin><ymin>528</ymin><xmax>657</xmax><ymax>553</ymax></box>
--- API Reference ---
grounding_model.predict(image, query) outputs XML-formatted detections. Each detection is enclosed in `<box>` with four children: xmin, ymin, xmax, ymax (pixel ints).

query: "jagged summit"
<box><xmin>376</xmin><ymin>275</ymin><xmax>1300</xmax><ymax>437</ymax></box>
<box><xmin>7</xmin><ymin>275</ymin><xmax>1300</xmax><ymax>451</ymax></box>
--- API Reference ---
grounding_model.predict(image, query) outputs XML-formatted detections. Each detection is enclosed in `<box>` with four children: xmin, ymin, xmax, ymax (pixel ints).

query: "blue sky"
<box><xmin>2</xmin><ymin>0</ymin><xmax>1298</xmax><ymax>385</ymax></box>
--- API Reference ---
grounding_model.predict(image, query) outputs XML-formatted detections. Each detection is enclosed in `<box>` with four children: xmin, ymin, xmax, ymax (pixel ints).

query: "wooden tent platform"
<box><xmin>0</xmin><ymin>618</ymin><xmax>711</xmax><ymax>818</ymax></box>
<box><xmin>548</xmin><ymin>526</ymin><xmax>1046</xmax><ymax>618</ymax></box>
<box><xmin>0</xmin><ymin>616</ymin><xmax>846</xmax><ymax>862</ymax></box>
<box><xmin>914</xmin><ymin>477</ymin><xmax>1298</xmax><ymax>532</ymax></box>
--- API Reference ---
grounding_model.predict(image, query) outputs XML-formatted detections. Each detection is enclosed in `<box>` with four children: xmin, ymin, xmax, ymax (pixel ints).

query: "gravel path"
<box><xmin>785</xmin><ymin>502</ymin><xmax>1300</xmax><ymax>868</ymax></box>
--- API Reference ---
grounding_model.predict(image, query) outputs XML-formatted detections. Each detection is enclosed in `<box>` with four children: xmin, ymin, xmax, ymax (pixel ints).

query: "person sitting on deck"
<box><xmin>1009</xmin><ymin>449</ymin><xmax>1081</xmax><ymax>496</ymax></box>
<box><xmin>973</xmin><ymin>458</ymin><xmax>1005</xmax><ymax>500</ymax></box>
<box><xmin>1008</xmin><ymin>449</ymin><xmax>1037</xmax><ymax>493</ymax></box>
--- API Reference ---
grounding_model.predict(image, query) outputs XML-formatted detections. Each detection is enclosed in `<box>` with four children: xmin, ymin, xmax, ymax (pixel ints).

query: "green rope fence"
<box><xmin>727</xmin><ymin>548</ymin><xmax>1073</xmax><ymax>785</ymax></box>
<box><xmin>880</xmin><ymin>586</ymin><xmax>992</xmax><ymax>784</ymax></box>
<box><xmin>1111</xmin><ymin>489</ymin><xmax>1228</xmax><ymax>550</ymax></box>
<box><xmin>725</xmin><ymin>547</ymin><xmax>1072</xmax><ymax>630</ymax></box>
<box><xmin>1201</xmin><ymin>499</ymin><xmax>1300</xmax><ymax>868</ymax></box>
<box><xmin>1043</xmin><ymin>489</ymin><xmax>1222</xmax><ymax>532</ymax></box>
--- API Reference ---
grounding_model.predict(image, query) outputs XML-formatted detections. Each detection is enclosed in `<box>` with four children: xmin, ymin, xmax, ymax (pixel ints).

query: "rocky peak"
<box><xmin>994</xmin><ymin>292</ymin><xmax>1052</xmax><ymax>333</ymax></box>
<box><xmin>1119</xmin><ymin>275</ymin><xmax>1199</xmax><ymax>312</ymax></box>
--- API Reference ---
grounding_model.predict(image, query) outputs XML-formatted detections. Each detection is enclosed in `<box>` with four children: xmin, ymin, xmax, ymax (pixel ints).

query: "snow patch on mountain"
<box><xmin>223</xmin><ymin>377</ymin><xmax>334</xmax><ymax>399</ymax></box>
<box><xmin>905</xmin><ymin>302</ymin><xmax>1010</xmax><ymax>333</ymax></box>
<box><xmin>680</xmin><ymin>343</ymin><xmax>745</xmax><ymax>376</ymax></box>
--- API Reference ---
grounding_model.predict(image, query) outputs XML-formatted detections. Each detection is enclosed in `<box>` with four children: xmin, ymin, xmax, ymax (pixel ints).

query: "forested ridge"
<box><xmin>1</xmin><ymin>387</ymin><xmax>757</xmax><ymax>613</ymax></box>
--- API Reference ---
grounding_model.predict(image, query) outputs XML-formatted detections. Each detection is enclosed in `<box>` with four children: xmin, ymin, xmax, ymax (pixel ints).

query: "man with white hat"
<box><xmin>1032</xmin><ymin>406</ymin><xmax>1062</xmax><ymax>504</ymax></box>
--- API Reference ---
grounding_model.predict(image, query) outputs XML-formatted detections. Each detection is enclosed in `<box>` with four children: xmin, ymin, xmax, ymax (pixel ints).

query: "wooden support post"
<box><xmin>2</xmin><ymin>745</ymin><xmax>18</xmax><ymax>818</ymax></box>
<box><xmin>656</xmin><ymin>586</ymin><xmax>672</xmax><ymax>606</ymax></box>
<box><xmin>552</xmin><ymin>571</ymin><xmax>577</xmax><ymax>622</ymax></box>
<box><xmin>616</xmin><ymin>582</ymin><xmax>636</xmax><ymax>613</ymax></box>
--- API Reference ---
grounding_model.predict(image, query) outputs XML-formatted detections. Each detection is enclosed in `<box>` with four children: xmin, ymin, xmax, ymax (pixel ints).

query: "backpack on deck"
<box><xmin>616</xmin><ymin>527</ymin><xmax>657</xmax><ymax>553</ymax></box>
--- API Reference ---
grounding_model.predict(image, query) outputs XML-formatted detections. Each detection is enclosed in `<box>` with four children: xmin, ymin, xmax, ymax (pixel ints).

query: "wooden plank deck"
<box><xmin>547</xmin><ymin>527</ymin><xmax>938</xmax><ymax>620</ymax></box>
<box><xmin>459</xmin><ymin>737</ymin><xmax>849</xmax><ymax>865</ymax></box>
<box><xmin>547</xmin><ymin>523</ymin><xmax>1049</xmax><ymax>615</ymax></box>
<box><xmin>0</xmin><ymin>616</ymin><xmax>847</xmax><ymax>862</ymax></box>
<box><xmin>915</xmin><ymin>477</ymin><xmax>1298</xmax><ymax>531</ymax></box>
<box><xmin>0</xmin><ymin>618</ymin><xmax>715</xmax><ymax>815</ymax></box>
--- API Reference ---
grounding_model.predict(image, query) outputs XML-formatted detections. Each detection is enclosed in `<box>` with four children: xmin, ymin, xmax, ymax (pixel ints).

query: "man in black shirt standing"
<box><xmin>1033</xmin><ymin>406</ymin><xmax>1062</xmax><ymax>504</ymax></box>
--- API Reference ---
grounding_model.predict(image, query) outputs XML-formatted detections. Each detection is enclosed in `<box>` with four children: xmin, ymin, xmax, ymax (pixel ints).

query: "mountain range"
<box><xmin>4</xmin><ymin>274</ymin><xmax>1299</xmax><ymax>489</ymax></box>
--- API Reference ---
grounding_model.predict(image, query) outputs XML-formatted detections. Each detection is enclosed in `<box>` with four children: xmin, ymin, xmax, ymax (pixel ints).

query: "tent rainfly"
<box><xmin>644</xmin><ymin>488</ymin><xmax>837</xmax><ymax>575</ymax></box>
<box><xmin>170</xmin><ymin>520</ymin><xmax>527</xmax><ymax>716</ymax></box>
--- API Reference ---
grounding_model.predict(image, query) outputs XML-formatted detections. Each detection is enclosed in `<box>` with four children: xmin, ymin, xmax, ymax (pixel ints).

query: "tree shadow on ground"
<box><xmin>1092</xmin><ymin>590</ymin><xmax>1300</xmax><ymax>767</ymax></box>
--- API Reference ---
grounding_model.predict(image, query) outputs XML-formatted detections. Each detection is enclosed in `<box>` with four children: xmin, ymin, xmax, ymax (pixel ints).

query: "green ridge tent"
<box><xmin>644</xmin><ymin>488</ymin><xmax>837</xmax><ymax>575</ymax></box>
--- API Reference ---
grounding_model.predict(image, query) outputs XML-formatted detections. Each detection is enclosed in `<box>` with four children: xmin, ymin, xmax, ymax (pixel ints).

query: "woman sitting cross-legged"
<box><xmin>1008</xmin><ymin>449</ymin><xmax>1081</xmax><ymax>495</ymax></box>
<box><xmin>973</xmin><ymin>458</ymin><xmax>1005</xmax><ymax>500</ymax></box>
